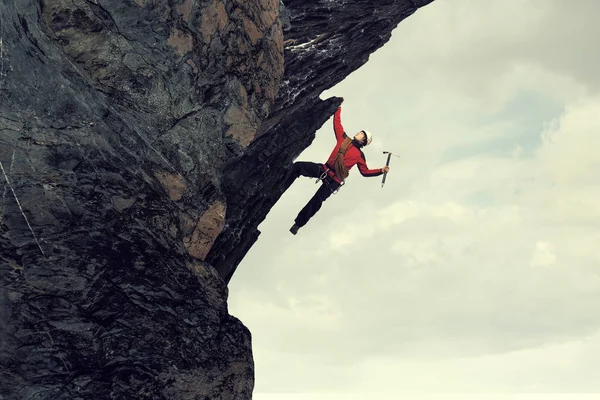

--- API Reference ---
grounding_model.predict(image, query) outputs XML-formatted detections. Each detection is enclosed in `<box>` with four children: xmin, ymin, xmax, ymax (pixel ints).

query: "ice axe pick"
<box><xmin>381</xmin><ymin>151</ymin><xmax>400</xmax><ymax>188</ymax></box>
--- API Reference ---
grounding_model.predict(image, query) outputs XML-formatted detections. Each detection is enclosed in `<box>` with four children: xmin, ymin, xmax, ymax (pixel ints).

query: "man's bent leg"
<box><xmin>292</xmin><ymin>162</ymin><xmax>323</xmax><ymax>179</ymax></box>
<box><xmin>286</xmin><ymin>162</ymin><xmax>323</xmax><ymax>189</ymax></box>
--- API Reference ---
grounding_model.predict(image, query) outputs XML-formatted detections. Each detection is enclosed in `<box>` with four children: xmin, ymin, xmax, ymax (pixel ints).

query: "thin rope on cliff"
<box><xmin>0</xmin><ymin>147</ymin><xmax>13</xmax><ymax>226</ymax></box>
<box><xmin>0</xmin><ymin>152</ymin><xmax>47</xmax><ymax>258</ymax></box>
<box><xmin>0</xmin><ymin>37</ymin><xmax>4</xmax><ymax>78</ymax></box>
<box><xmin>288</xmin><ymin>99</ymin><xmax>391</xmax><ymax>235</ymax></box>
<box><xmin>1</xmin><ymin>20</ymin><xmax>6</xmax><ymax>84</ymax></box>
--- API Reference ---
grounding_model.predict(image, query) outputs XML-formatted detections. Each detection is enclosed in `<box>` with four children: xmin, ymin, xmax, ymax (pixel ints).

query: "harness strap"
<box><xmin>315</xmin><ymin>164</ymin><xmax>344</xmax><ymax>194</ymax></box>
<box><xmin>333</xmin><ymin>137</ymin><xmax>353</xmax><ymax>181</ymax></box>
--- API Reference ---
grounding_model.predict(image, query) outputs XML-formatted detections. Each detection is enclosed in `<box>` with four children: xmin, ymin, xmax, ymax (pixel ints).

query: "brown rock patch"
<box><xmin>183</xmin><ymin>201</ymin><xmax>226</xmax><ymax>260</ymax></box>
<box><xmin>168</xmin><ymin>28</ymin><xmax>193</xmax><ymax>56</ymax></box>
<box><xmin>155</xmin><ymin>171</ymin><xmax>187</xmax><ymax>201</ymax></box>
<box><xmin>199</xmin><ymin>0</ymin><xmax>228</xmax><ymax>43</ymax></box>
<box><xmin>177</xmin><ymin>0</ymin><xmax>193</xmax><ymax>22</ymax></box>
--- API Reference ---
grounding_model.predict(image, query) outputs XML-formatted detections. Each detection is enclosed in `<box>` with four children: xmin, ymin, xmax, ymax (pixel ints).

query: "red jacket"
<box><xmin>323</xmin><ymin>107</ymin><xmax>383</xmax><ymax>183</ymax></box>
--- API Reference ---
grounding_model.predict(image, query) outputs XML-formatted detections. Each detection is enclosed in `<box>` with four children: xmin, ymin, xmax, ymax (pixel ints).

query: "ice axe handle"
<box><xmin>381</xmin><ymin>152</ymin><xmax>392</xmax><ymax>188</ymax></box>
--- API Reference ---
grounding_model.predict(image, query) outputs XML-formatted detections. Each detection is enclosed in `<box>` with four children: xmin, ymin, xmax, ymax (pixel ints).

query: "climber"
<box><xmin>288</xmin><ymin>100</ymin><xmax>390</xmax><ymax>235</ymax></box>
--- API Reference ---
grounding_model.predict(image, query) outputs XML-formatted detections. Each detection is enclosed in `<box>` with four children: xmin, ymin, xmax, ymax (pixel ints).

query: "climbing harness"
<box><xmin>315</xmin><ymin>165</ymin><xmax>344</xmax><ymax>195</ymax></box>
<box><xmin>312</xmin><ymin>136</ymin><xmax>353</xmax><ymax>194</ymax></box>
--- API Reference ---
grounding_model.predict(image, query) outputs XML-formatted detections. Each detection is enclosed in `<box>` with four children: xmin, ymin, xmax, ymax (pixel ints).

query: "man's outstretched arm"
<box><xmin>357</xmin><ymin>154</ymin><xmax>387</xmax><ymax>177</ymax></box>
<box><xmin>333</xmin><ymin>106</ymin><xmax>345</xmax><ymax>141</ymax></box>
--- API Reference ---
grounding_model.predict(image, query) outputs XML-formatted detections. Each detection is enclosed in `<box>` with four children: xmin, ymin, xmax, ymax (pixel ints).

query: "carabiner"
<box><xmin>316</xmin><ymin>168</ymin><xmax>329</xmax><ymax>183</ymax></box>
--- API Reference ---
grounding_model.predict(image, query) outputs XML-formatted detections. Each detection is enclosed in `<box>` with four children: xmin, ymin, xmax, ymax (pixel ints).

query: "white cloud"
<box><xmin>530</xmin><ymin>241</ymin><xmax>557</xmax><ymax>268</ymax></box>
<box><xmin>353</xmin><ymin>328</ymin><xmax>600</xmax><ymax>393</ymax></box>
<box><xmin>385</xmin><ymin>0</ymin><xmax>600</xmax><ymax>100</ymax></box>
<box><xmin>536</xmin><ymin>96</ymin><xmax>600</xmax><ymax>186</ymax></box>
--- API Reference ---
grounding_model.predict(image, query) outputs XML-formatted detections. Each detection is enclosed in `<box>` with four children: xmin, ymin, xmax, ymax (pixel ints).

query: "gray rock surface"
<box><xmin>0</xmin><ymin>0</ymin><xmax>434</xmax><ymax>398</ymax></box>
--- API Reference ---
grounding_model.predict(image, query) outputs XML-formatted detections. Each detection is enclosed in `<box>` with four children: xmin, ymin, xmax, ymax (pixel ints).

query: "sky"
<box><xmin>228</xmin><ymin>0</ymin><xmax>600</xmax><ymax>396</ymax></box>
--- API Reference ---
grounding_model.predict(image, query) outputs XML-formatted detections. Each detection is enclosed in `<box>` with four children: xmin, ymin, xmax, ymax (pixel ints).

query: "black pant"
<box><xmin>291</xmin><ymin>162</ymin><xmax>341</xmax><ymax>227</ymax></box>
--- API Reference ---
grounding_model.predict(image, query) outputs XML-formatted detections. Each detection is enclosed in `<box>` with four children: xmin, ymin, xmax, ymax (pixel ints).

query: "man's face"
<box><xmin>353</xmin><ymin>131</ymin><xmax>366</xmax><ymax>143</ymax></box>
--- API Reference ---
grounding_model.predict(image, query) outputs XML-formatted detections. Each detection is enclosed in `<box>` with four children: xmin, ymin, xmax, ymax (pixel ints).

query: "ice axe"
<box><xmin>381</xmin><ymin>151</ymin><xmax>400</xmax><ymax>188</ymax></box>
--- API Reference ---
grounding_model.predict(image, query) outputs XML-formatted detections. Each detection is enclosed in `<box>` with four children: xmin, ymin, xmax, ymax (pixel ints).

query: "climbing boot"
<box><xmin>289</xmin><ymin>223</ymin><xmax>299</xmax><ymax>235</ymax></box>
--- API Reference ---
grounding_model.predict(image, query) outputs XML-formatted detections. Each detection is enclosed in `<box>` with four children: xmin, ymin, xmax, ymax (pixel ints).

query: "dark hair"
<box><xmin>352</xmin><ymin>137</ymin><xmax>365</xmax><ymax>148</ymax></box>
<box><xmin>360</xmin><ymin>130</ymin><xmax>367</xmax><ymax>146</ymax></box>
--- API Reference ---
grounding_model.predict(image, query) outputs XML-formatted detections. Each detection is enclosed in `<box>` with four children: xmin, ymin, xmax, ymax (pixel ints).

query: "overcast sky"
<box><xmin>229</xmin><ymin>0</ymin><xmax>600</xmax><ymax>396</ymax></box>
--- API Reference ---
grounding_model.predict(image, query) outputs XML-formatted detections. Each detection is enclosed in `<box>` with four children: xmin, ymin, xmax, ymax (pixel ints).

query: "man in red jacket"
<box><xmin>289</xmin><ymin>103</ymin><xmax>390</xmax><ymax>235</ymax></box>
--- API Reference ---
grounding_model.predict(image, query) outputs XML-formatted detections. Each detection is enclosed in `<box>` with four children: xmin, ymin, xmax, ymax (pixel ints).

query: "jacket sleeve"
<box><xmin>357</xmin><ymin>153</ymin><xmax>383</xmax><ymax>177</ymax></box>
<box><xmin>333</xmin><ymin>107</ymin><xmax>345</xmax><ymax>141</ymax></box>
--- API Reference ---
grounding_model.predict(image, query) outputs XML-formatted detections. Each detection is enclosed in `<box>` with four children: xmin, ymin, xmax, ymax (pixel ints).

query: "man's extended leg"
<box><xmin>291</xmin><ymin>177</ymin><xmax>340</xmax><ymax>234</ymax></box>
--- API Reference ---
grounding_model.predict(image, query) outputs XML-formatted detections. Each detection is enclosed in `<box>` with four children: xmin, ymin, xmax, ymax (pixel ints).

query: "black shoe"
<box><xmin>289</xmin><ymin>223</ymin><xmax>299</xmax><ymax>235</ymax></box>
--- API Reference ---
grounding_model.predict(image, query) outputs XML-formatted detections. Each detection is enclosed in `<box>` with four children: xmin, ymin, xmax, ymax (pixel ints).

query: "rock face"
<box><xmin>0</xmin><ymin>0</ymin><xmax>433</xmax><ymax>398</ymax></box>
<box><xmin>207</xmin><ymin>0</ymin><xmax>435</xmax><ymax>282</ymax></box>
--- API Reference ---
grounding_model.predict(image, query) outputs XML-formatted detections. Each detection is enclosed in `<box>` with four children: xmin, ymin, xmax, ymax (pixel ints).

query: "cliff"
<box><xmin>208</xmin><ymin>0</ymin><xmax>436</xmax><ymax>282</ymax></box>
<box><xmin>0</xmin><ymin>0</ymin><xmax>433</xmax><ymax>398</ymax></box>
